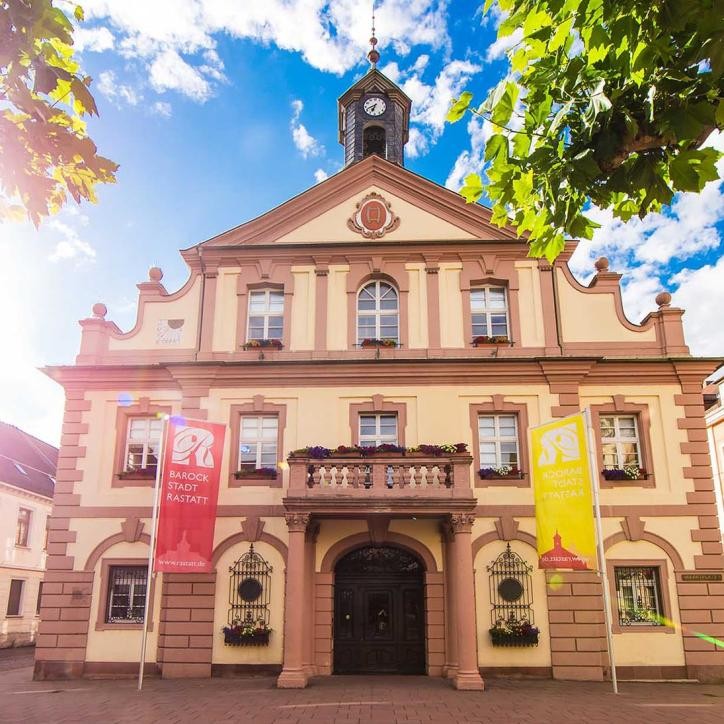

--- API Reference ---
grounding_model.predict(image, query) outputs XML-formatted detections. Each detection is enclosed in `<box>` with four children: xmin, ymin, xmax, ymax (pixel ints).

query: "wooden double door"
<box><xmin>333</xmin><ymin>546</ymin><xmax>426</xmax><ymax>675</ymax></box>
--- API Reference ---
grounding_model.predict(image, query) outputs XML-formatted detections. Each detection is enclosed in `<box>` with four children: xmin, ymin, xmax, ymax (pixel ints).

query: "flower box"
<box><xmin>222</xmin><ymin>628</ymin><xmax>271</xmax><ymax>646</ymax></box>
<box><xmin>243</xmin><ymin>339</ymin><xmax>283</xmax><ymax>350</ymax></box>
<box><xmin>234</xmin><ymin>466</ymin><xmax>277</xmax><ymax>480</ymax></box>
<box><xmin>602</xmin><ymin>467</ymin><xmax>647</xmax><ymax>481</ymax></box>
<box><xmin>118</xmin><ymin>468</ymin><xmax>157</xmax><ymax>479</ymax></box>
<box><xmin>360</xmin><ymin>338</ymin><xmax>398</xmax><ymax>348</ymax></box>
<box><xmin>489</xmin><ymin>630</ymin><xmax>539</xmax><ymax>647</ymax></box>
<box><xmin>479</xmin><ymin>466</ymin><xmax>523</xmax><ymax>480</ymax></box>
<box><xmin>473</xmin><ymin>335</ymin><xmax>510</xmax><ymax>347</ymax></box>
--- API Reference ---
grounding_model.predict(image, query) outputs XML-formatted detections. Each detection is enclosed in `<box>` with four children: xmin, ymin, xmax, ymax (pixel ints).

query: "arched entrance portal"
<box><xmin>333</xmin><ymin>545</ymin><xmax>426</xmax><ymax>674</ymax></box>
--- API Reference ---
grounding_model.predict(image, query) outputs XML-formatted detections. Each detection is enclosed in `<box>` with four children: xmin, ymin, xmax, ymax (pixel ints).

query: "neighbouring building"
<box><xmin>705</xmin><ymin>370</ymin><xmax>724</xmax><ymax>540</ymax></box>
<box><xmin>1</xmin><ymin>422</ymin><xmax>55</xmax><ymax>647</ymax></box>
<box><xmin>34</xmin><ymin>42</ymin><xmax>724</xmax><ymax>687</ymax></box>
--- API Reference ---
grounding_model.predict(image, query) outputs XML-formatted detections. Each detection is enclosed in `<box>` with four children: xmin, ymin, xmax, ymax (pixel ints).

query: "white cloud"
<box><xmin>406</xmin><ymin>127</ymin><xmax>429</xmax><ymax>159</ymax></box>
<box><xmin>74</xmin><ymin>26</ymin><xmax>115</xmax><ymax>52</ymax></box>
<box><xmin>290</xmin><ymin>100</ymin><xmax>324</xmax><ymax>159</ymax></box>
<box><xmin>96</xmin><ymin>70</ymin><xmax>141</xmax><ymax>106</ymax></box>
<box><xmin>486</xmin><ymin>27</ymin><xmax>523</xmax><ymax>62</ymax></box>
<box><xmin>77</xmin><ymin>0</ymin><xmax>450</xmax><ymax>103</ymax></box>
<box><xmin>445</xmin><ymin>115</ymin><xmax>493</xmax><ymax>190</ymax></box>
<box><xmin>47</xmin><ymin>220</ymin><xmax>97</xmax><ymax>264</ymax></box>
<box><xmin>152</xmin><ymin>100</ymin><xmax>172</xmax><ymax>117</ymax></box>
<box><xmin>313</xmin><ymin>169</ymin><xmax>329</xmax><ymax>183</ymax></box>
<box><xmin>149</xmin><ymin>49</ymin><xmax>213</xmax><ymax>101</ymax></box>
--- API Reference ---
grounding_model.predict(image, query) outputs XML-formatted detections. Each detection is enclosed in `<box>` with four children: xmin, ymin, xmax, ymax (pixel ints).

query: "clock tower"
<box><xmin>337</xmin><ymin>30</ymin><xmax>412</xmax><ymax>167</ymax></box>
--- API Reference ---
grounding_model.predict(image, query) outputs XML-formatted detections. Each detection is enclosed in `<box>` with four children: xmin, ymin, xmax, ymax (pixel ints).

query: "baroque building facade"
<box><xmin>34</xmin><ymin>62</ymin><xmax>724</xmax><ymax>687</ymax></box>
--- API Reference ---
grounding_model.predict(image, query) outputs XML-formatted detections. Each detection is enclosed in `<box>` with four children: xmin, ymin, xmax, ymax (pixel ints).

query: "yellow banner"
<box><xmin>529</xmin><ymin>412</ymin><xmax>597</xmax><ymax>570</ymax></box>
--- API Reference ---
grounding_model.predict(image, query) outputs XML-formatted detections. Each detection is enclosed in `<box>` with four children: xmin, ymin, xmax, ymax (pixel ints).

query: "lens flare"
<box><xmin>169</xmin><ymin>414</ymin><xmax>186</xmax><ymax>426</ymax></box>
<box><xmin>693</xmin><ymin>631</ymin><xmax>724</xmax><ymax>648</ymax></box>
<box><xmin>117</xmin><ymin>392</ymin><xmax>133</xmax><ymax>407</ymax></box>
<box><xmin>548</xmin><ymin>573</ymin><xmax>564</xmax><ymax>591</ymax></box>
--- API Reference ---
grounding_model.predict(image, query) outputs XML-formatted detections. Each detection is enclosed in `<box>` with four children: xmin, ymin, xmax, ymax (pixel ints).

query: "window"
<box><xmin>471</xmin><ymin>287</ymin><xmax>509</xmax><ymax>339</ymax></box>
<box><xmin>239</xmin><ymin>416</ymin><xmax>278</xmax><ymax>469</ymax></box>
<box><xmin>359</xmin><ymin>413</ymin><xmax>398</xmax><ymax>447</ymax></box>
<box><xmin>600</xmin><ymin>415</ymin><xmax>641</xmax><ymax>469</ymax></box>
<box><xmin>6</xmin><ymin>579</ymin><xmax>24</xmax><ymax>616</ymax></box>
<box><xmin>478</xmin><ymin>415</ymin><xmax>519</xmax><ymax>468</ymax></box>
<box><xmin>363</xmin><ymin>125</ymin><xmax>386</xmax><ymax>157</ymax></box>
<box><xmin>247</xmin><ymin>290</ymin><xmax>283</xmax><ymax>341</ymax></box>
<box><xmin>16</xmin><ymin>508</ymin><xmax>31</xmax><ymax>547</ymax></box>
<box><xmin>106</xmin><ymin>566</ymin><xmax>147</xmax><ymax>623</ymax></box>
<box><xmin>124</xmin><ymin>417</ymin><xmax>162</xmax><ymax>473</ymax></box>
<box><xmin>36</xmin><ymin>582</ymin><xmax>43</xmax><ymax>615</ymax></box>
<box><xmin>357</xmin><ymin>281</ymin><xmax>399</xmax><ymax>344</ymax></box>
<box><xmin>614</xmin><ymin>567</ymin><xmax>664</xmax><ymax>626</ymax></box>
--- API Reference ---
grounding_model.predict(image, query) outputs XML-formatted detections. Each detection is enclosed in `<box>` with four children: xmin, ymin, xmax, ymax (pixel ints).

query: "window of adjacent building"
<box><xmin>359</xmin><ymin>413</ymin><xmax>398</xmax><ymax>447</ymax></box>
<box><xmin>600</xmin><ymin>415</ymin><xmax>641</xmax><ymax>469</ymax></box>
<box><xmin>124</xmin><ymin>417</ymin><xmax>163</xmax><ymax>473</ymax></box>
<box><xmin>614</xmin><ymin>566</ymin><xmax>664</xmax><ymax>626</ymax></box>
<box><xmin>15</xmin><ymin>508</ymin><xmax>31</xmax><ymax>547</ymax></box>
<box><xmin>36</xmin><ymin>582</ymin><xmax>43</xmax><ymax>616</ymax></box>
<box><xmin>106</xmin><ymin>566</ymin><xmax>147</xmax><ymax>623</ymax></box>
<box><xmin>357</xmin><ymin>281</ymin><xmax>399</xmax><ymax>344</ymax></box>
<box><xmin>239</xmin><ymin>416</ymin><xmax>278</xmax><ymax>469</ymax></box>
<box><xmin>247</xmin><ymin>290</ymin><xmax>284</xmax><ymax>341</ymax></box>
<box><xmin>6</xmin><ymin>579</ymin><xmax>24</xmax><ymax>616</ymax></box>
<box><xmin>471</xmin><ymin>286</ymin><xmax>509</xmax><ymax>339</ymax></box>
<box><xmin>478</xmin><ymin>414</ymin><xmax>519</xmax><ymax>468</ymax></box>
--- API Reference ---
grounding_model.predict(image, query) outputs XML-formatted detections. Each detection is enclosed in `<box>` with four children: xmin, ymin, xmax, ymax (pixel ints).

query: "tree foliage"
<box><xmin>0</xmin><ymin>0</ymin><xmax>118</xmax><ymax>226</ymax></box>
<box><xmin>447</xmin><ymin>0</ymin><xmax>723</xmax><ymax>260</ymax></box>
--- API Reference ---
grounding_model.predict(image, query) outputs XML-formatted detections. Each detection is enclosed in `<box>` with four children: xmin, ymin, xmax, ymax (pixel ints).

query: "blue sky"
<box><xmin>0</xmin><ymin>1</ymin><xmax>722</xmax><ymax>445</ymax></box>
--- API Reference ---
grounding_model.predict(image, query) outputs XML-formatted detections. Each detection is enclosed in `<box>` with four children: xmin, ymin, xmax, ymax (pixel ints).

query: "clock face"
<box><xmin>363</xmin><ymin>97</ymin><xmax>387</xmax><ymax>116</ymax></box>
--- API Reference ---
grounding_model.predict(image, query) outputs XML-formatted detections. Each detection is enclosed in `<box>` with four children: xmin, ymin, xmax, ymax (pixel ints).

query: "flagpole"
<box><xmin>584</xmin><ymin>407</ymin><xmax>618</xmax><ymax>694</ymax></box>
<box><xmin>138</xmin><ymin>414</ymin><xmax>167</xmax><ymax>692</ymax></box>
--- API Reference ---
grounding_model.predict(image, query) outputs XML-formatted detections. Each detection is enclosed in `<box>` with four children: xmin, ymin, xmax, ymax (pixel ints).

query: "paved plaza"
<box><xmin>2</xmin><ymin>648</ymin><xmax>724</xmax><ymax>723</ymax></box>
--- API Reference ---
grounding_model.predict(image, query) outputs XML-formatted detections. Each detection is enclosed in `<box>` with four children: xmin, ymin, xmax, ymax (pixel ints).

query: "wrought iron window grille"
<box><xmin>614</xmin><ymin>566</ymin><xmax>664</xmax><ymax>626</ymax></box>
<box><xmin>223</xmin><ymin>544</ymin><xmax>272</xmax><ymax>645</ymax></box>
<box><xmin>487</xmin><ymin>544</ymin><xmax>539</xmax><ymax>647</ymax></box>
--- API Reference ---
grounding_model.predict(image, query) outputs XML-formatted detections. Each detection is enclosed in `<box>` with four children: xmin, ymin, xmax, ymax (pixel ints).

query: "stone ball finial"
<box><xmin>92</xmin><ymin>302</ymin><xmax>107</xmax><ymax>319</ymax></box>
<box><xmin>655</xmin><ymin>291</ymin><xmax>672</xmax><ymax>308</ymax></box>
<box><xmin>594</xmin><ymin>257</ymin><xmax>609</xmax><ymax>272</ymax></box>
<box><xmin>148</xmin><ymin>266</ymin><xmax>163</xmax><ymax>282</ymax></box>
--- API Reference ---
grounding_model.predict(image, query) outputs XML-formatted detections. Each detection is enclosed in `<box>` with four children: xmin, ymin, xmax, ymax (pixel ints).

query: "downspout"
<box><xmin>550</xmin><ymin>261</ymin><xmax>563</xmax><ymax>354</ymax></box>
<box><xmin>195</xmin><ymin>246</ymin><xmax>206</xmax><ymax>361</ymax></box>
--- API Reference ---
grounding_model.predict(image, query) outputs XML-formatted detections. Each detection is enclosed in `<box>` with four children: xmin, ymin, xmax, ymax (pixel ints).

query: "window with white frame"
<box><xmin>106</xmin><ymin>566</ymin><xmax>147</xmax><ymax>623</ymax></box>
<box><xmin>357</xmin><ymin>281</ymin><xmax>399</xmax><ymax>344</ymax></box>
<box><xmin>478</xmin><ymin>414</ymin><xmax>519</xmax><ymax>469</ymax></box>
<box><xmin>471</xmin><ymin>286</ymin><xmax>509</xmax><ymax>339</ymax></box>
<box><xmin>239</xmin><ymin>416</ymin><xmax>278</xmax><ymax>469</ymax></box>
<box><xmin>6</xmin><ymin>579</ymin><xmax>23</xmax><ymax>616</ymax></box>
<box><xmin>600</xmin><ymin>415</ymin><xmax>641</xmax><ymax>469</ymax></box>
<box><xmin>359</xmin><ymin>413</ymin><xmax>398</xmax><ymax>447</ymax></box>
<box><xmin>124</xmin><ymin>417</ymin><xmax>163</xmax><ymax>473</ymax></box>
<box><xmin>15</xmin><ymin>507</ymin><xmax>31</xmax><ymax>546</ymax></box>
<box><xmin>614</xmin><ymin>566</ymin><xmax>664</xmax><ymax>626</ymax></box>
<box><xmin>247</xmin><ymin>289</ymin><xmax>284</xmax><ymax>341</ymax></box>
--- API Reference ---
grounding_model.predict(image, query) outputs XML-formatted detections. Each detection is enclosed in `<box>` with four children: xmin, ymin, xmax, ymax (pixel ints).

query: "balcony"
<box><xmin>284</xmin><ymin>452</ymin><xmax>477</xmax><ymax>515</ymax></box>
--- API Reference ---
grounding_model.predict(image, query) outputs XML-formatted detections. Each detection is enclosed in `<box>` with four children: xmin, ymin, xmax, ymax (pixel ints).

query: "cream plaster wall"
<box><xmin>315</xmin><ymin>520</ymin><xmax>368</xmax><ymax>571</ymax></box>
<box><xmin>514</xmin><ymin>261</ymin><xmax>545</xmax><ymax>347</ymax></box>
<box><xmin>405</xmin><ymin>263</ymin><xmax>429</xmax><ymax>349</ymax></box>
<box><xmin>605</xmin><ymin>539</ymin><xmax>685</xmax><ymax>666</ymax></box>
<box><xmin>556</xmin><ymin>269</ymin><xmax>656</xmax><ymax>343</ymax></box>
<box><xmin>474</xmin><ymin>537</ymin><xmax>552</xmax><ymax>667</ymax></box>
<box><xmin>211</xmin><ymin>536</ymin><xmax>285</xmax><ymax>665</ymax></box>
<box><xmin>438</xmin><ymin>264</ymin><xmax>464</xmax><ymax>348</ymax></box>
<box><xmin>388</xmin><ymin>520</ymin><xmax>443</xmax><ymax>571</ymax></box>
<box><xmin>290</xmin><ymin>266</ymin><xmax>315</xmax><ymax>351</ymax></box>
<box><xmin>274</xmin><ymin>185</ymin><xmax>477</xmax><ymax>244</ymax></box>
<box><xmin>580</xmin><ymin>385</ymin><xmax>689</xmax><ymax>507</ymax></box>
<box><xmin>85</xmin><ymin>539</ymin><xmax>162</xmax><ymax>663</ymax></box>
<box><xmin>212</xmin><ymin>267</ymin><xmax>240</xmax><ymax>353</ymax></box>
<box><xmin>107</xmin><ymin>277</ymin><xmax>202</xmax><ymax>351</ymax></box>
<box><xmin>326</xmin><ymin>265</ymin><xmax>350</xmax><ymax>350</ymax></box>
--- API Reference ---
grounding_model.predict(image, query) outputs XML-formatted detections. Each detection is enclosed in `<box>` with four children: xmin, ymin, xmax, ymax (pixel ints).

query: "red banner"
<box><xmin>154</xmin><ymin>418</ymin><xmax>226</xmax><ymax>573</ymax></box>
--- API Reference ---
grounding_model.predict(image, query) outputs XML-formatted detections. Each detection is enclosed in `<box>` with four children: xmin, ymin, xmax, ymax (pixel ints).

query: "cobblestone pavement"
<box><xmin>0</xmin><ymin>645</ymin><xmax>35</xmax><ymax>672</ymax></box>
<box><xmin>2</xmin><ymin>664</ymin><xmax>724</xmax><ymax>724</ymax></box>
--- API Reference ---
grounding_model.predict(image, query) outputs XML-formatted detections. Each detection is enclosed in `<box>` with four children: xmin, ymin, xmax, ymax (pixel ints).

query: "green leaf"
<box><xmin>669</xmin><ymin>148</ymin><xmax>721</xmax><ymax>192</ymax></box>
<box><xmin>587</xmin><ymin>25</ymin><xmax>609</xmax><ymax>64</ymax></box>
<box><xmin>74</xmin><ymin>5</ymin><xmax>85</xmax><ymax>22</ymax></box>
<box><xmin>549</xmin><ymin>18</ymin><xmax>574</xmax><ymax>53</ymax></box>
<box><xmin>460</xmin><ymin>173</ymin><xmax>484</xmax><ymax>204</ymax></box>
<box><xmin>484</xmin><ymin>134</ymin><xmax>508</xmax><ymax>163</ymax></box>
<box><xmin>491</xmin><ymin>81</ymin><xmax>519</xmax><ymax>127</ymax></box>
<box><xmin>446</xmin><ymin>91</ymin><xmax>473</xmax><ymax>123</ymax></box>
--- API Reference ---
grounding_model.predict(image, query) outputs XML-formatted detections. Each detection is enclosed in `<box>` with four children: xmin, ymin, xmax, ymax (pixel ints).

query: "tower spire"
<box><xmin>367</xmin><ymin>3</ymin><xmax>380</xmax><ymax>67</ymax></box>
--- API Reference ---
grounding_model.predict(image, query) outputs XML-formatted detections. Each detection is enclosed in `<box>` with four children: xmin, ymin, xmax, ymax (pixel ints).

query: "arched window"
<box><xmin>357</xmin><ymin>281</ymin><xmax>398</xmax><ymax>344</ymax></box>
<box><xmin>363</xmin><ymin>126</ymin><xmax>386</xmax><ymax>158</ymax></box>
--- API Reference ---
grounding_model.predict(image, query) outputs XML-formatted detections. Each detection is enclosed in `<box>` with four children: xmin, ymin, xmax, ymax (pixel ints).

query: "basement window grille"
<box><xmin>107</xmin><ymin>566</ymin><xmax>147</xmax><ymax>623</ymax></box>
<box><xmin>487</xmin><ymin>543</ymin><xmax>534</xmax><ymax>627</ymax></box>
<box><xmin>614</xmin><ymin>566</ymin><xmax>664</xmax><ymax>626</ymax></box>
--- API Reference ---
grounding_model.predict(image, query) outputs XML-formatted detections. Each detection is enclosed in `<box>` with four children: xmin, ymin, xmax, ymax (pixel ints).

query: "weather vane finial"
<box><xmin>368</xmin><ymin>2</ymin><xmax>380</xmax><ymax>68</ymax></box>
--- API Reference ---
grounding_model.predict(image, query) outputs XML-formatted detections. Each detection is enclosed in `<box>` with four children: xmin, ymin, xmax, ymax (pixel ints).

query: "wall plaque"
<box><xmin>347</xmin><ymin>192</ymin><xmax>400</xmax><ymax>239</ymax></box>
<box><xmin>681</xmin><ymin>573</ymin><xmax>722</xmax><ymax>582</ymax></box>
